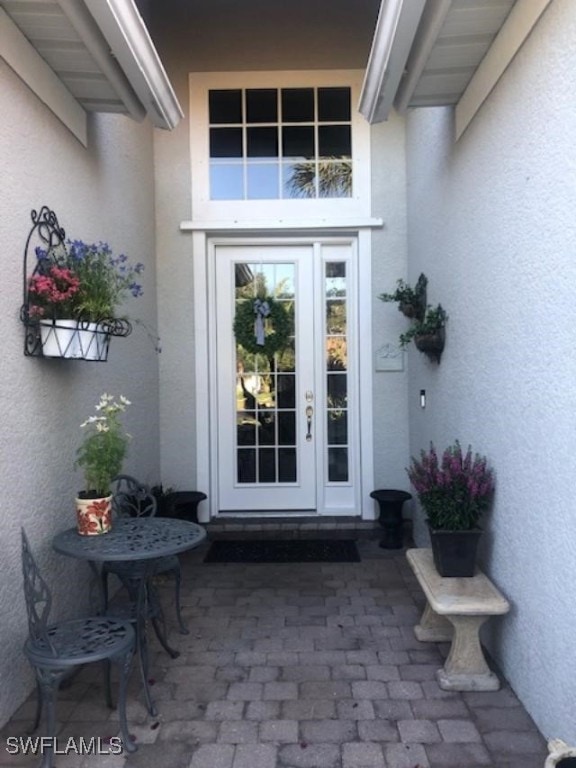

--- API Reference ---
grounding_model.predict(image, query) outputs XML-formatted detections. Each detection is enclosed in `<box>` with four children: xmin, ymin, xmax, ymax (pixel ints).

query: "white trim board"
<box><xmin>180</xmin><ymin>218</ymin><xmax>384</xmax><ymax>232</ymax></box>
<box><xmin>0</xmin><ymin>7</ymin><xmax>87</xmax><ymax>145</ymax></box>
<box><xmin>455</xmin><ymin>0</ymin><xmax>554</xmax><ymax>140</ymax></box>
<box><xmin>192</xmin><ymin>230</ymin><xmax>375</xmax><ymax>521</ymax></box>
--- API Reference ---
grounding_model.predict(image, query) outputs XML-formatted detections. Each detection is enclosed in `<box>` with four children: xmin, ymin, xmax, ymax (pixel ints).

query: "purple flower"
<box><xmin>406</xmin><ymin>439</ymin><xmax>495</xmax><ymax>530</ymax></box>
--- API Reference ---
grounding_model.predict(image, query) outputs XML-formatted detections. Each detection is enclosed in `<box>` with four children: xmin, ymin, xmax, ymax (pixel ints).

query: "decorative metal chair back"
<box><xmin>112</xmin><ymin>475</ymin><xmax>157</xmax><ymax>518</ymax></box>
<box><xmin>21</xmin><ymin>529</ymin><xmax>57</xmax><ymax>656</ymax></box>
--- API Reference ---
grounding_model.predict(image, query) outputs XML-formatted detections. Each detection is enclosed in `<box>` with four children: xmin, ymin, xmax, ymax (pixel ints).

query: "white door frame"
<box><xmin>191</xmin><ymin>227</ymin><xmax>375</xmax><ymax>521</ymax></box>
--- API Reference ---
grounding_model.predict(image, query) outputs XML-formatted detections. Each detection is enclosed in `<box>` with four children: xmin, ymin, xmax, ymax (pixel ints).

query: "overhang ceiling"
<box><xmin>0</xmin><ymin>0</ymin><xmax>182</xmax><ymax>129</ymax></box>
<box><xmin>360</xmin><ymin>0</ymin><xmax>517</xmax><ymax>123</ymax></box>
<box><xmin>1</xmin><ymin>0</ymin><xmax>549</xmax><ymax>140</ymax></box>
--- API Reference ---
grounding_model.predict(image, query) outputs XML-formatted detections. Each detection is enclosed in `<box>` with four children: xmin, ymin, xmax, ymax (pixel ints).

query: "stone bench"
<box><xmin>406</xmin><ymin>548</ymin><xmax>510</xmax><ymax>691</ymax></box>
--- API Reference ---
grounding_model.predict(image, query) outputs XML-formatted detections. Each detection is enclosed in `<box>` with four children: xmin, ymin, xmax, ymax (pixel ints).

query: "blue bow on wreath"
<box><xmin>253</xmin><ymin>298</ymin><xmax>271</xmax><ymax>346</ymax></box>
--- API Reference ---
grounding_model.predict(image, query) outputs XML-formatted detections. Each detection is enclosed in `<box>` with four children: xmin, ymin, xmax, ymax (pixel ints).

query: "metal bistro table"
<box><xmin>53</xmin><ymin>517</ymin><xmax>206</xmax><ymax>715</ymax></box>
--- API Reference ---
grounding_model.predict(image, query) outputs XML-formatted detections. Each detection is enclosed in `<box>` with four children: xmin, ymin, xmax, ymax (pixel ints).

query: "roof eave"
<box><xmin>358</xmin><ymin>0</ymin><xmax>426</xmax><ymax>124</ymax></box>
<box><xmin>82</xmin><ymin>0</ymin><xmax>183</xmax><ymax>130</ymax></box>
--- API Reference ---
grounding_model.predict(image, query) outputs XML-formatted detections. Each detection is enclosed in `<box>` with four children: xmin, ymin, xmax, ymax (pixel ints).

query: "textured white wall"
<box><xmin>0</xmin><ymin>62</ymin><xmax>160</xmax><ymax>726</ymax></box>
<box><xmin>405</xmin><ymin>0</ymin><xmax>576</xmax><ymax>743</ymax></box>
<box><xmin>370</xmin><ymin>116</ymin><xmax>412</xmax><ymax>512</ymax></box>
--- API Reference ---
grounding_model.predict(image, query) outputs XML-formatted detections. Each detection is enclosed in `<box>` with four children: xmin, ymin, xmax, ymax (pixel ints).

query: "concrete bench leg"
<box><xmin>415</xmin><ymin>602</ymin><xmax>453</xmax><ymax>642</ymax></box>
<box><xmin>437</xmin><ymin>614</ymin><xmax>501</xmax><ymax>692</ymax></box>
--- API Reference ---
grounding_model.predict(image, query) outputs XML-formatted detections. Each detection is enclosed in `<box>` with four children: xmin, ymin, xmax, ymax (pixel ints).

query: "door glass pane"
<box><xmin>276</xmin><ymin>339</ymin><xmax>295</xmax><ymax>372</ymax></box>
<box><xmin>235</xmin><ymin>263</ymin><xmax>297</xmax><ymax>485</ymax></box>
<box><xmin>277</xmin><ymin>374</ymin><xmax>295</xmax><ymax>407</ymax></box>
<box><xmin>259</xmin><ymin>449</ymin><xmax>276</xmax><ymax>482</ymax></box>
<box><xmin>325</xmin><ymin>262</ymin><xmax>349</xmax><ymax>484</ymax></box>
<box><xmin>326</xmin><ymin>299</ymin><xmax>346</xmax><ymax>334</ymax></box>
<box><xmin>278</xmin><ymin>412</ymin><xmax>296</xmax><ymax>445</ymax></box>
<box><xmin>327</xmin><ymin>411</ymin><xmax>347</xmax><ymax>445</ymax></box>
<box><xmin>237</xmin><ymin>415</ymin><xmax>256</xmax><ymax>445</ymax></box>
<box><xmin>328</xmin><ymin>448</ymin><xmax>349</xmax><ymax>482</ymax></box>
<box><xmin>237</xmin><ymin>449</ymin><xmax>256</xmax><ymax>483</ymax></box>
<box><xmin>278</xmin><ymin>449</ymin><xmax>297</xmax><ymax>482</ymax></box>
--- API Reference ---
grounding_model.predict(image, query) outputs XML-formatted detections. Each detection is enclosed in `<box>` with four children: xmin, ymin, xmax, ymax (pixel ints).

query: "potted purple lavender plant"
<box><xmin>407</xmin><ymin>440</ymin><xmax>495</xmax><ymax>577</ymax></box>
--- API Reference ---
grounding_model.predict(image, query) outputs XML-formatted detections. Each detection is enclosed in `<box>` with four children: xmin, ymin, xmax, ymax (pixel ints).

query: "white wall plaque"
<box><xmin>375</xmin><ymin>342</ymin><xmax>404</xmax><ymax>372</ymax></box>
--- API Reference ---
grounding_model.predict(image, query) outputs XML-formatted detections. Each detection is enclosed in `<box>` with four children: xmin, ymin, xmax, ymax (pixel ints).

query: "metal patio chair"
<box><xmin>20</xmin><ymin>529</ymin><xmax>136</xmax><ymax>768</ymax></box>
<box><xmin>102</xmin><ymin>475</ymin><xmax>188</xmax><ymax>634</ymax></box>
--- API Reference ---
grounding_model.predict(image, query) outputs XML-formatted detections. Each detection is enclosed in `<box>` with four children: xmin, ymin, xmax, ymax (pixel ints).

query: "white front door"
<box><xmin>213</xmin><ymin>238</ymin><xmax>359</xmax><ymax>514</ymax></box>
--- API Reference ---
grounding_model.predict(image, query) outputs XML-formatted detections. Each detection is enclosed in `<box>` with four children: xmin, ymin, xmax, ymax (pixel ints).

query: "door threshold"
<box><xmin>217</xmin><ymin>510</ymin><xmax>320</xmax><ymax>518</ymax></box>
<box><xmin>205</xmin><ymin>514</ymin><xmax>383</xmax><ymax>540</ymax></box>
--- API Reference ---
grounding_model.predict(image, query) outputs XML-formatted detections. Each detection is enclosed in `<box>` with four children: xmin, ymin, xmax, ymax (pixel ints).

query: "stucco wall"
<box><xmin>149</xmin><ymin>0</ymin><xmax>410</xmax><ymax>512</ymax></box>
<box><xmin>370</xmin><ymin>116</ymin><xmax>411</xmax><ymax>506</ymax></box>
<box><xmin>0</xmin><ymin>62</ymin><xmax>160</xmax><ymax>726</ymax></box>
<box><xmin>405</xmin><ymin>0</ymin><xmax>576</xmax><ymax>743</ymax></box>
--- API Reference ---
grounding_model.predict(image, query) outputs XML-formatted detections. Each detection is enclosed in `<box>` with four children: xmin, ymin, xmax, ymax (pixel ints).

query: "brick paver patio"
<box><xmin>0</xmin><ymin>533</ymin><xmax>549</xmax><ymax>768</ymax></box>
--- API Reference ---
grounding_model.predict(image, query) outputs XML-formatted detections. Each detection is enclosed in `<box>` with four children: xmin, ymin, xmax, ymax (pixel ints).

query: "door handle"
<box><xmin>306</xmin><ymin>405</ymin><xmax>313</xmax><ymax>442</ymax></box>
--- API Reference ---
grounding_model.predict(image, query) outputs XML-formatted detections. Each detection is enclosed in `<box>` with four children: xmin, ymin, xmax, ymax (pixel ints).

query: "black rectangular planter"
<box><xmin>428</xmin><ymin>526</ymin><xmax>482</xmax><ymax>577</ymax></box>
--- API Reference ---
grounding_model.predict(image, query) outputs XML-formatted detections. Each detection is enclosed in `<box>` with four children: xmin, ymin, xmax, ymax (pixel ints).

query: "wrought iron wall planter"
<box><xmin>414</xmin><ymin>327</ymin><xmax>446</xmax><ymax>364</ymax></box>
<box><xmin>20</xmin><ymin>207</ymin><xmax>131</xmax><ymax>360</ymax></box>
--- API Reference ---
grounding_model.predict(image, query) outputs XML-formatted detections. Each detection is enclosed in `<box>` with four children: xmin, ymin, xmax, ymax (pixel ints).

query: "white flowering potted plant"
<box><xmin>75</xmin><ymin>393</ymin><xmax>131</xmax><ymax>535</ymax></box>
<box><xmin>27</xmin><ymin>239</ymin><xmax>144</xmax><ymax>360</ymax></box>
<box><xmin>407</xmin><ymin>440</ymin><xmax>495</xmax><ymax>576</ymax></box>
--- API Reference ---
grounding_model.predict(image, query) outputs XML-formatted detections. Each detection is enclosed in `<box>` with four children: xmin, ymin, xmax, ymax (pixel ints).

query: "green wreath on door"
<box><xmin>233</xmin><ymin>297</ymin><xmax>292</xmax><ymax>357</ymax></box>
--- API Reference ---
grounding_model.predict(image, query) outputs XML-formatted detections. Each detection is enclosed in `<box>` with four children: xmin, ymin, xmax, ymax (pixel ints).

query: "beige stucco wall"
<box><xmin>149</xmin><ymin>0</ymin><xmax>410</xmax><ymax>511</ymax></box>
<box><xmin>405</xmin><ymin>0</ymin><xmax>576</xmax><ymax>743</ymax></box>
<box><xmin>0</xmin><ymin>61</ymin><xmax>160</xmax><ymax>726</ymax></box>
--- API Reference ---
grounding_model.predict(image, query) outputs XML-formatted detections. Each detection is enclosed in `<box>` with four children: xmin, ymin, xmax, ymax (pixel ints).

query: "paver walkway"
<box><xmin>1</xmin><ymin>536</ymin><xmax>549</xmax><ymax>768</ymax></box>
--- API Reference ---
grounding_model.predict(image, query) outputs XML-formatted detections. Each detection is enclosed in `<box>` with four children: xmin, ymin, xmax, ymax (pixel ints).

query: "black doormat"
<box><xmin>204</xmin><ymin>538</ymin><xmax>360</xmax><ymax>563</ymax></box>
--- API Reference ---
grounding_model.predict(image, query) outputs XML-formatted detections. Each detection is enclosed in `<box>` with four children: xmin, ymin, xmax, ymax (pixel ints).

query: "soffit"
<box><xmin>0</xmin><ymin>0</ymin><xmax>182</xmax><ymax>128</ymax></box>
<box><xmin>361</xmin><ymin>0</ymin><xmax>518</xmax><ymax>123</ymax></box>
<box><xmin>399</xmin><ymin>0</ymin><xmax>516</xmax><ymax>109</ymax></box>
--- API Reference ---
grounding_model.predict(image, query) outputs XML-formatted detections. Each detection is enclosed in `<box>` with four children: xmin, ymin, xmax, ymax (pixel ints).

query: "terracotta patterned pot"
<box><xmin>75</xmin><ymin>494</ymin><xmax>113</xmax><ymax>535</ymax></box>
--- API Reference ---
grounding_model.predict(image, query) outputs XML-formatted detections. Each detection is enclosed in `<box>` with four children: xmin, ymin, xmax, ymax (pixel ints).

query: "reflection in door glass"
<box><xmin>235</xmin><ymin>263</ymin><xmax>296</xmax><ymax>484</ymax></box>
<box><xmin>325</xmin><ymin>262</ymin><xmax>349</xmax><ymax>482</ymax></box>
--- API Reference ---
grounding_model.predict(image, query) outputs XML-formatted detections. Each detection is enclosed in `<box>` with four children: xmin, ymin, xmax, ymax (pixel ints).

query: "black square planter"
<box><xmin>428</xmin><ymin>525</ymin><xmax>482</xmax><ymax>577</ymax></box>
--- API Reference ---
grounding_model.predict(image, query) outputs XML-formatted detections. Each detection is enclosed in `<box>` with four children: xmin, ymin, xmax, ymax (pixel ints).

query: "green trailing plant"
<box><xmin>378</xmin><ymin>273</ymin><xmax>427</xmax><ymax>321</ymax></box>
<box><xmin>399</xmin><ymin>303</ymin><xmax>447</xmax><ymax>348</ymax></box>
<box><xmin>407</xmin><ymin>440</ymin><xmax>495</xmax><ymax>531</ymax></box>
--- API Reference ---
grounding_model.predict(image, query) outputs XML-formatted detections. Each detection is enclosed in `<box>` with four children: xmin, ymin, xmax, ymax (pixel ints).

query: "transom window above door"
<box><xmin>209</xmin><ymin>87</ymin><xmax>352</xmax><ymax>201</ymax></box>
<box><xmin>189</xmin><ymin>71</ymin><xmax>371</xmax><ymax>223</ymax></box>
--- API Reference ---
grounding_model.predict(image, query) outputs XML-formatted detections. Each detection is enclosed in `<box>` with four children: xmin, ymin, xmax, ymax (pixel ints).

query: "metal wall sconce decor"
<box><xmin>378</xmin><ymin>273</ymin><xmax>447</xmax><ymax>363</ymax></box>
<box><xmin>20</xmin><ymin>207</ymin><xmax>131</xmax><ymax>361</ymax></box>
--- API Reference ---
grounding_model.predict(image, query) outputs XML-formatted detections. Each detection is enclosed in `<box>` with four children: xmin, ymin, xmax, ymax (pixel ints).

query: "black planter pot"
<box><xmin>414</xmin><ymin>327</ymin><xmax>445</xmax><ymax>363</ymax></box>
<box><xmin>370</xmin><ymin>489</ymin><xmax>412</xmax><ymax>549</ymax></box>
<box><xmin>156</xmin><ymin>490</ymin><xmax>207</xmax><ymax>523</ymax></box>
<box><xmin>428</xmin><ymin>523</ymin><xmax>482</xmax><ymax>577</ymax></box>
